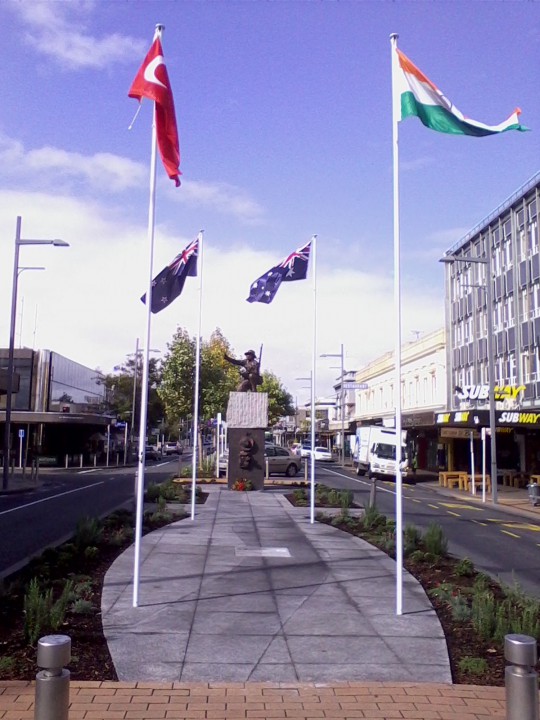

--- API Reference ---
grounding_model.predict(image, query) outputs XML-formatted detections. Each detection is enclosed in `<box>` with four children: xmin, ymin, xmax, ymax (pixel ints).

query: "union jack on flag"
<box><xmin>141</xmin><ymin>237</ymin><xmax>198</xmax><ymax>313</ymax></box>
<box><xmin>246</xmin><ymin>241</ymin><xmax>311</xmax><ymax>304</ymax></box>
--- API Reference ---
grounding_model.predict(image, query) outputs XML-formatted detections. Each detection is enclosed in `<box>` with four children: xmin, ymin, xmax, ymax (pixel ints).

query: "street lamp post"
<box><xmin>440</xmin><ymin>252</ymin><xmax>498</xmax><ymax>505</ymax></box>
<box><xmin>321</xmin><ymin>344</ymin><xmax>345</xmax><ymax>466</ymax></box>
<box><xmin>2</xmin><ymin>216</ymin><xmax>68</xmax><ymax>490</ymax></box>
<box><xmin>126</xmin><ymin>339</ymin><xmax>161</xmax><ymax>455</ymax></box>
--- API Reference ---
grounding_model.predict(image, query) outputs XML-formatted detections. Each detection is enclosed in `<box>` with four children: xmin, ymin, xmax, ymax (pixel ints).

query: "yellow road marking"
<box><xmin>500</xmin><ymin>530</ymin><xmax>520</xmax><ymax>538</ymax></box>
<box><xmin>439</xmin><ymin>502</ymin><xmax>483</xmax><ymax>511</ymax></box>
<box><xmin>447</xmin><ymin>511</ymin><xmax>461</xmax><ymax>517</ymax></box>
<box><xmin>502</xmin><ymin>522</ymin><xmax>540</xmax><ymax>532</ymax></box>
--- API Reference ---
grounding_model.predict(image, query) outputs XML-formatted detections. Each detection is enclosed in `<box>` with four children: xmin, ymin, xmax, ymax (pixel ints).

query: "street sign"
<box><xmin>18</xmin><ymin>429</ymin><xmax>25</xmax><ymax>439</ymax></box>
<box><xmin>343</xmin><ymin>382</ymin><xmax>369</xmax><ymax>390</ymax></box>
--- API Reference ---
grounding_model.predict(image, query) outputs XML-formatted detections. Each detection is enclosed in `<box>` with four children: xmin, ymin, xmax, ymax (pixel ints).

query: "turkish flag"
<box><xmin>129</xmin><ymin>37</ymin><xmax>181</xmax><ymax>186</ymax></box>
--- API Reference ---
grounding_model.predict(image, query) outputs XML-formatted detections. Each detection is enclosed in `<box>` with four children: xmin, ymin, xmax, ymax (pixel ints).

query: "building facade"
<box><xmin>354</xmin><ymin>328</ymin><xmax>447</xmax><ymax>470</ymax></box>
<box><xmin>441</xmin><ymin>171</ymin><xmax>540</xmax><ymax>473</ymax></box>
<box><xmin>1</xmin><ymin>348</ymin><xmax>114</xmax><ymax>466</ymax></box>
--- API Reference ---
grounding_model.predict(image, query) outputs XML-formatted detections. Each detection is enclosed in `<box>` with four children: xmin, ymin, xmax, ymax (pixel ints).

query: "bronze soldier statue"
<box><xmin>224</xmin><ymin>349</ymin><xmax>263</xmax><ymax>392</ymax></box>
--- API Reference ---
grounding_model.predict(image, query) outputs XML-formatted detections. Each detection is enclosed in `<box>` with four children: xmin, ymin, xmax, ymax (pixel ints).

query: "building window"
<box><xmin>521</xmin><ymin>352</ymin><xmax>531</xmax><ymax>383</ymax></box>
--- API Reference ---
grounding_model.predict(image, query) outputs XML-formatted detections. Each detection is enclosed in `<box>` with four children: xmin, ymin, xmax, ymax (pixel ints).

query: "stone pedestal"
<box><xmin>226</xmin><ymin>392</ymin><xmax>268</xmax><ymax>490</ymax></box>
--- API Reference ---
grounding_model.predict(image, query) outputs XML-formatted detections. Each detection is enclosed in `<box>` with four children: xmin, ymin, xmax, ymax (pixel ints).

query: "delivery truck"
<box><xmin>352</xmin><ymin>425</ymin><xmax>409</xmax><ymax>479</ymax></box>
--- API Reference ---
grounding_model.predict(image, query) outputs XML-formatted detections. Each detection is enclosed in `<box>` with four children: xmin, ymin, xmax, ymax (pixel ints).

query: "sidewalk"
<box><xmin>1</xmin><ymin>478</ymin><xmax>539</xmax><ymax>719</ymax></box>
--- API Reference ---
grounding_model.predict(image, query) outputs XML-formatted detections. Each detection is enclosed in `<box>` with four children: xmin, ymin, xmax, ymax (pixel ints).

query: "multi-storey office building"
<box><xmin>441</xmin><ymin>171</ymin><xmax>540</xmax><ymax>473</ymax></box>
<box><xmin>0</xmin><ymin>348</ymin><xmax>114</xmax><ymax>466</ymax></box>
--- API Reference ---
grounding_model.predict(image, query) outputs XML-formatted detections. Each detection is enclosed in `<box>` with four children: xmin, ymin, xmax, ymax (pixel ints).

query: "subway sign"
<box><xmin>499</xmin><ymin>412</ymin><xmax>540</xmax><ymax>425</ymax></box>
<box><xmin>455</xmin><ymin>385</ymin><xmax>525</xmax><ymax>402</ymax></box>
<box><xmin>436</xmin><ymin>409</ymin><xmax>540</xmax><ymax>428</ymax></box>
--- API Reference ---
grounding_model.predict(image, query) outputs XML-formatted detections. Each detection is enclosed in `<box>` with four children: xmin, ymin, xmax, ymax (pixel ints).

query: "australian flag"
<box><xmin>246</xmin><ymin>240</ymin><xmax>311</xmax><ymax>304</ymax></box>
<box><xmin>141</xmin><ymin>237</ymin><xmax>198</xmax><ymax>313</ymax></box>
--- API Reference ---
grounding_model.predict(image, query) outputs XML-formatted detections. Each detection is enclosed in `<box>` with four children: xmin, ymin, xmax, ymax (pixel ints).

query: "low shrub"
<box><xmin>458</xmin><ymin>656</ymin><xmax>488</xmax><ymax>676</ymax></box>
<box><xmin>454</xmin><ymin>557</ymin><xmax>475</xmax><ymax>577</ymax></box>
<box><xmin>422</xmin><ymin>522</ymin><xmax>448</xmax><ymax>557</ymax></box>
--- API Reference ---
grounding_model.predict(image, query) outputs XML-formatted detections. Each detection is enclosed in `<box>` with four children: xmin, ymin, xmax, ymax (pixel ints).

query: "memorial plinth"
<box><xmin>226</xmin><ymin>392</ymin><xmax>268</xmax><ymax>490</ymax></box>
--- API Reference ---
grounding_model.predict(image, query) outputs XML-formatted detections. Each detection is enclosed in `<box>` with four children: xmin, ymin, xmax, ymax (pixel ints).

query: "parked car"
<box><xmin>300</xmin><ymin>444</ymin><xmax>312</xmax><ymax>458</ymax></box>
<box><xmin>312</xmin><ymin>446</ymin><xmax>333</xmax><ymax>462</ymax></box>
<box><xmin>265</xmin><ymin>444</ymin><xmax>302</xmax><ymax>477</ymax></box>
<box><xmin>163</xmin><ymin>441</ymin><xmax>182</xmax><ymax>455</ymax></box>
<box><xmin>145</xmin><ymin>445</ymin><xmax>160</xmax><ymax>462</ymax></box>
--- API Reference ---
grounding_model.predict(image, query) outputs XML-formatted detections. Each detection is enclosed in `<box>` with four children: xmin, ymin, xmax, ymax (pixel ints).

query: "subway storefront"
<box><xmin>435</xmin><ymin>409</ymin><xmax>540</xmax><ymax>474</ymax></box>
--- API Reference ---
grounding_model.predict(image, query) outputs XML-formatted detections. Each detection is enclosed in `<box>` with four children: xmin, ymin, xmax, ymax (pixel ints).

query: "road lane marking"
<box><xmin>502</xmin><ymin>522</ymin><xmax>540</xmax><ymax>532</ymax></box>
<box><xmin>428</xmin><ymin>503</ymin><xmax>439</xmax><ymax>509</ymax></box>
<box><xmin>0</xmin><ymin>481</ymin><xmax>105</xmax><ymax>516</ymax></box>
<box><xmin>471</xmin><ymin>519</ymin><xmax>488</xmax><ymax>526</ymax></box>
<box><xmin>78</xmin><ymin>468</ymin><xmax>100</xmax><ymax>474</ymax></box>
<box><xmin>447</xmin><ymin>511</ymin><xmax>461</xmax><ymax>517</ymax></box>
<box><xmin>411</xmin><ymin>498</ymin><xmax>422</xmax><ymax>503</ymax></box>
<box><xmin>500</xmin><ymin>530</ymin><xmax>520</xmax><ymax>538</ymax></box>
<box><xmin>439</xmin><ymin>502</ymin><xmax>483</xmax><ymax>511</ymax></box>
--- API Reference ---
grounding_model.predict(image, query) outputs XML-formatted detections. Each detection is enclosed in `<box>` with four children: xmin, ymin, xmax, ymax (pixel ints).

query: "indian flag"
<box><xmin>393</xmin><ymin>47</ymin><xmax>528</xmax><ymax>136</ymax></box>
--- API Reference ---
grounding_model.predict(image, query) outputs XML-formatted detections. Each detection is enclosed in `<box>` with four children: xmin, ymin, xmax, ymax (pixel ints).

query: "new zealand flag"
<box><xmin>246</xmin><ymin>240</ymin><xmax>311</xmax><ymax>304</ymax></box>
<box><xmin>141</xmin><ymin>237</ymin><xmax>198</xmax><ymax>313</ymax></box>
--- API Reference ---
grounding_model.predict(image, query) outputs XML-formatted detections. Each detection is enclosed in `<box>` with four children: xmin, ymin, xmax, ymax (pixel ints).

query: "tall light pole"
<box><xmin>2</xmin><ymin>216</ymin><xmax>68</xmax><ymax>490</ymax></box>
<box><xmin>127</xmin><ymin>338</ymin><xmax>160</xmax><ymax>446</ymax></box>
<box><xmin>16</xmin><ymin>267</ymin><xmax>45</xmax><ymax>348</ymax></box>
<box><xmin>440</xmin><ymin>252</ymin><xmax>498</xmax><ymax>505</ymax></box>
<box><xmin>321</xmin><ymin>344</ymin><xmax>345</xmax><ymax>466</ymax></box>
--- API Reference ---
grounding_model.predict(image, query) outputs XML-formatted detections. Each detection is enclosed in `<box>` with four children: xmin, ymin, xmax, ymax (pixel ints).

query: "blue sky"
<box><xmin>0</xmin><ymin>1</ymin><xmax>538</xmax><ymax>405</ymax></box>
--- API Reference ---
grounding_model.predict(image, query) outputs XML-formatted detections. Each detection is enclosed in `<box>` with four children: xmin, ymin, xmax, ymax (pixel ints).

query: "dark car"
<box><xmin>145</xmin><ymin>445</ymin><xmax>160</xmax><ymax>461</ymax></box>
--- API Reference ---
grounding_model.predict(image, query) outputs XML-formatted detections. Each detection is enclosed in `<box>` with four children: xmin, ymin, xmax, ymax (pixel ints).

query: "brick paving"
<box><xmin>0</xmin><ymin>680</ymin><xmax>519</xmax><ymax>719</ymax></box>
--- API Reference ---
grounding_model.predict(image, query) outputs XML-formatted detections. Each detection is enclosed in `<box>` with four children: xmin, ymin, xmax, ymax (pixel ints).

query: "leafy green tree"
<box><xmin>99</xmin><ymin>356</ymin><xmax>164</xmax><ymax>434</ymax></box>
<box><xmin>159</xmin><ymin>327</ymin><xmax>239</xmax><ymax>427</ymax></box>
<box><xmin>260</xmin><ymin>371</ymin><xmax>294</xmax><ymax>425</ymax></box>
<box><xmin>159</xmin><ymin>327</ymin><xmax>294</xmax><ymax>431</ymax></box>
<box><xmin>158</xmin><ymin>327</ymin><xmax>196</xmax><ymax>427</ymax></box>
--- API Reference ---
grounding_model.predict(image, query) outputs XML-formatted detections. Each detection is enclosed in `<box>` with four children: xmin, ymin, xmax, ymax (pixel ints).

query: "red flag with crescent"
<box><xmin>129</xmin><ymin>37</ymin><xmax>181</xmax><ymax>186</ymax></box>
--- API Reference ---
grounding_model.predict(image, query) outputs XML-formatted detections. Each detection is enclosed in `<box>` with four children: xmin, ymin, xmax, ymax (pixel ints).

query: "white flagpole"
<box><xmin>191</xmin><ymin>231</ymin><xmax>204</xmax><ymax>520</ymax></box>
<box><xmin>132</xmin><ymin>24</ymin><xmax>164</xmax><ymax>609</ymax></box>
<box><xmin>391</xmin><ymin>32</ymin><xmax>403</xmax><ymax>616</ymax></box>
<box><xmin>310</xmin><ymin>235</ymin><xmax>318</xmax><ymax>524</ymax></box>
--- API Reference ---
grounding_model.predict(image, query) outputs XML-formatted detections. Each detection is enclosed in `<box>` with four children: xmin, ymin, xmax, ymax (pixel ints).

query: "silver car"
<box><xmin>265</xmin><ymin>444</ymin><xmax>302</xmax><ymax>477</ymax></box>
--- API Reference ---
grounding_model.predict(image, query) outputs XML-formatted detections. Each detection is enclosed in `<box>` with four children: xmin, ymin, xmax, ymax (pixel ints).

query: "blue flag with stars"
<box><xmin>141</xmin><ymin>237</ymin><xmax>198</xmax><ymax>313</ymax></box>
<box><xmin>246</xmin><ymin>240</ymin><xmax>311</xmax><ymax>304</ymax></box>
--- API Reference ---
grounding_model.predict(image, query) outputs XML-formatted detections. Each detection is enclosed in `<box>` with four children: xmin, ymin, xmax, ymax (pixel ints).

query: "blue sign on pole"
<box><xmin>18</xmin><ymin>429</ymin><xmax>25</xmax><ymax>439</ymax></box>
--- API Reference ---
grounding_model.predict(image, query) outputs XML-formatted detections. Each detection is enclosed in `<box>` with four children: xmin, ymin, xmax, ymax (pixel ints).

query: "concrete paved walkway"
<box><xmin>101</xmin><ymin>487</ymin><xmax>451</xmax><ymax>684</ymax></box>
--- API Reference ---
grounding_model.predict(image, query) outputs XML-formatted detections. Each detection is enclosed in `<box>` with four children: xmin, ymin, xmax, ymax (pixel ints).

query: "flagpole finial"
<box><xmin>154</xmin><ymin>23</ymin><xmax>165</xmax><ymax>38</ymax></box>
<box><xmin>390</xmin><ymin>32</ymin><xmax>398</xmax><ymax>40</ymax></box>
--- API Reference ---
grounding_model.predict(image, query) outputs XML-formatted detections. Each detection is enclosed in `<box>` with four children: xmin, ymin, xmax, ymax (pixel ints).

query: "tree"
<box><xmin>99</xmin><ymin>355</ymin><xmax>164</xmax><ymax>435</ymax></box>
<box><xmin>260</xmin><ymin>371</ymin><xmax>294</xmax><ymax>425</ymax></box>
<box><xmin>159</xmin><ymin>327</ymin><xmax>240</xmax><ymax>426</ymax></box>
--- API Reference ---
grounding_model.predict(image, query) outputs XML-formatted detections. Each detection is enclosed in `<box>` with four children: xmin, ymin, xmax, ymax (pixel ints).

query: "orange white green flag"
<box><xmin>393</xmin><ymin>46</ymin><xmax>528</xmax><ymax>136</ymax></box>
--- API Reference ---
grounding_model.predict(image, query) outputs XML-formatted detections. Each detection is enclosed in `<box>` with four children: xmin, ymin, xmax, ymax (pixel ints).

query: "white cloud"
<box><xmin>0</xmin><ymin>135</ymin><xmax>264</xmax><ymax>221</ymax></box>
<box><xmin>175</xmin><ymin>180</ymin><xmax>266</xmax><ymax>225</ymax></box>
<box><xmin>8</xmin><ymin>0</ymin><xmax>145</xmax><ymax>69</ymax></box>
<box><xmin>0</xmin><ymin>190</ymin><xmax>444</xmax><ymax>407</ymax></box>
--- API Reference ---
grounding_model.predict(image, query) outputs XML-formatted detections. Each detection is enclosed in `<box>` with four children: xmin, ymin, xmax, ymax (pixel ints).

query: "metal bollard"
<box><xmin>35</xmin><ymin>634</ymin><xmax>71</xmax><ymax>720</ymax></box>
<box><xmin>505</xmin><ymin>633</ymin><xmax>539</xmax><ymax>720</ymax></box>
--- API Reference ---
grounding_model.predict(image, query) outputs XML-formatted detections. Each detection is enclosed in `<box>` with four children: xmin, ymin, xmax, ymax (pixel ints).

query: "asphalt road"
<box><xmin>312</xmin><ymin>462</ymin><xmax>540</xmax><ymax>598</ymax></box>
<box><xmin>0</xmin><ymin>455</ymin><xmax>185</xmax><ymax>579</ymax></box>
